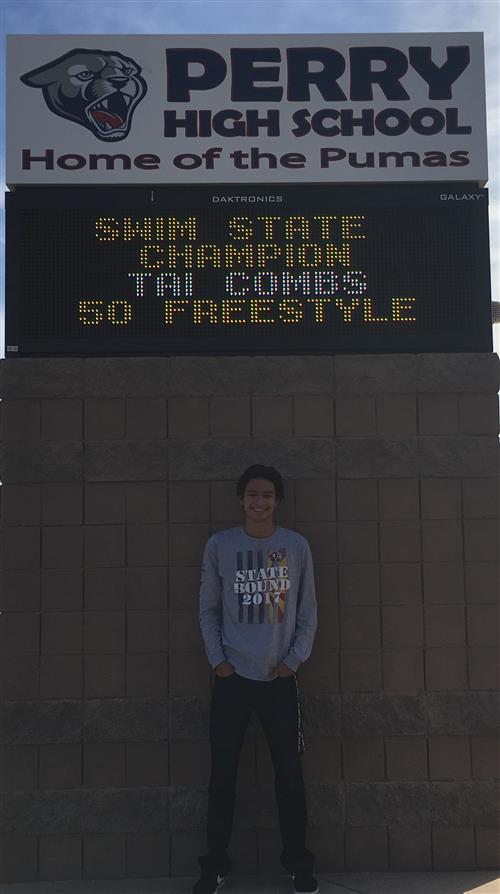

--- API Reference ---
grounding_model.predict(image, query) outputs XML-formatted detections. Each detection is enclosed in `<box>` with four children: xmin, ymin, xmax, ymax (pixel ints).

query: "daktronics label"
<box><xmin>5</xmin><ymin>183</ymin><xmax>492</xmax><ymax>356</ymax></box>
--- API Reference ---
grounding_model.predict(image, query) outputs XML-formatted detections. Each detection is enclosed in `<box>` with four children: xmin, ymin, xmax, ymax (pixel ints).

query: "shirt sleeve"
<box><xmin>199</xmin><ymin>536</ymin><xmax>227</xmax><ymax>669</ymax></box>
<box><xmin>282</xmin><ymin>539</ymin><xmax>318</xmax><ymax>671</ymax></box>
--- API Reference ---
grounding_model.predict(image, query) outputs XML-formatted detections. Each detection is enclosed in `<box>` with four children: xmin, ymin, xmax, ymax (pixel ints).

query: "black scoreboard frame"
<box><xmin>5</xmin><ymin>182</ymin><xmax>493</xmax><ymax>357</ymax></box>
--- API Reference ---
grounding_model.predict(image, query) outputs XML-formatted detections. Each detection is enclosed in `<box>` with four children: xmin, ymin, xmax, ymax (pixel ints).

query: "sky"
<box><xmin>1</xmin><ymin>0</ymin><xmax>499</xmax><ymax>355</ymax></box>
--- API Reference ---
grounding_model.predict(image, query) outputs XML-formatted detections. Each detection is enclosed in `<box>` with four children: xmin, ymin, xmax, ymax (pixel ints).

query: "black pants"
<box><xmin>203</xmin><ymin>672</ymin><xmax>314</xmax><ymax>874</ymax></box>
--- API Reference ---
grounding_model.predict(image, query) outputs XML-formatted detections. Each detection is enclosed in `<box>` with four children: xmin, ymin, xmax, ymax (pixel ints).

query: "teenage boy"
<box><xmin>195</xmin><ymin>464</ymin><xmax>318</xmax><ymax>894</ymax></box>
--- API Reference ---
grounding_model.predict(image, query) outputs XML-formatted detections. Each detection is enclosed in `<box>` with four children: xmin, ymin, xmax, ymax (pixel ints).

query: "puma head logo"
<box><xmin>21</xmin><ymin>48</ymin><xmax>147</xmax><ymax>141</ymax></box>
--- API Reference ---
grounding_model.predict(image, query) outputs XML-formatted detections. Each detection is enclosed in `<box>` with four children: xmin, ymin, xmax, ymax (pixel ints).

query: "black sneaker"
<box><xmin>192</xmin><ymin>872</ymin><xmax>226</xmax><ymax>894</ymax></box>
<box><xmin>293</xmin><ymin>872</ymin><xmax>319</xmax><ymax>894</ymax></box>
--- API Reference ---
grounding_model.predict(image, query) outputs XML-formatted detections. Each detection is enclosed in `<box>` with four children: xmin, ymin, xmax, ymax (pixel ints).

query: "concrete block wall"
<box><xmin>0</xmin><ymin>353</ymin><xmax>499</xmax><ymax>882</ymax></box>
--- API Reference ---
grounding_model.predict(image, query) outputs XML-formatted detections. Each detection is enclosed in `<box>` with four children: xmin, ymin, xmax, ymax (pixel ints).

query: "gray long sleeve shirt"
<box><xmin>199</xmin><ymin>525</ymin><xmax>317</xmax><ymax>681</ymax></box>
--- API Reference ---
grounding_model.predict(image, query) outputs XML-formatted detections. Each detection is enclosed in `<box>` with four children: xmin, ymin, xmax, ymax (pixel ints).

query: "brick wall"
<box><xmin>0</xmin><ymin>353</ymin><xmax>499</xmax><ymax>882</ymax></box>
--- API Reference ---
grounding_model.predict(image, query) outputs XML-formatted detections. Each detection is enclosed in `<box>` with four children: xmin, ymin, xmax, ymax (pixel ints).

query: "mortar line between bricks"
<box><xmin>124</xmin><ymin>825</ymin><xmax>129</xmax><ymax>886</ymax></box>
<box><xmin>472</xmin><ymin>824</ymin><xmax>478</xmax><ymax>872</ymax></box>
<box><xmin>417</xmin><ymin>477</ymin><xmax>427</xmax><ymax>701</ymax></box>
<box><xmin>333</xmin><ymin>468</ymin><xmax>341</xmax><ymax>765</ymax></box>
<box><xmin>375</xmin><ymin>476</ymin><xmax>384</xmax><ymax>708</ymax></box>
<box><xmin>419</xmin><ymin>475</ymin><xmax>429</xmax><ymax>696</ymax></box>
<box><xmin>35</xmin><ymin>815</ymin><xmax>41</xmax><ymax>881</ymax></box>
<box><xmin>37</xmin><ymin>579</ymin><xmax>43</xmax><ymax>701</ymax></box>
<box><xmin>425</xmin><ymin>731</ymin><xmax>431</xmax><ymax>796</ymax></box>
<box><xmin>342</xmin><ymin>828</ymin><xmax>347</xmax><ymax>882</ymax></box>
<box><xmin>461</xmin><ymin>476</ymin><xmax>472</xmax><ymax>694</ymax></box>
<box><xmin>430</xmin><ymin>819</ymin><xmax>435</xmax><ymax>870</ymax></box>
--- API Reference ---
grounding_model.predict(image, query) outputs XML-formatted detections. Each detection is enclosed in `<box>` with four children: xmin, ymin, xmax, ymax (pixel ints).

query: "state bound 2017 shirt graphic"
<box><xmin>200</xmin><ymin>526</ymin><xmax>317</xmax><ymax>680</ymax></box>
<box><xmin>233</xmin><ymin>545</ymin><xmax>290</xmax><ymax>624</ymax></box>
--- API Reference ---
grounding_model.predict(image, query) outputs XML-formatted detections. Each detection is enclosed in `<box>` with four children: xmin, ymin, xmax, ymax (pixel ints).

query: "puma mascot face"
<box><xmin>21</xmin><ymin>48</ymin><xmax>147</xmax><ymax>141</ymax></box>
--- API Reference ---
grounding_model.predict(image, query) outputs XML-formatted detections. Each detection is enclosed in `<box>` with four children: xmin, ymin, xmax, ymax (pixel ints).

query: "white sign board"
<box><xmin>6</xmin><ymin>33</ymin><xmax>488</xmax><ymax>185</ymax></box>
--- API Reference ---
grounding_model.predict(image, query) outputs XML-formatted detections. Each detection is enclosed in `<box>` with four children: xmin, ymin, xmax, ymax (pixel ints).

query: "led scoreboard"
<box><xmin>5</xmin><ymin>183</ymin><xmax>492</xmax><ymax>357</ymax></box>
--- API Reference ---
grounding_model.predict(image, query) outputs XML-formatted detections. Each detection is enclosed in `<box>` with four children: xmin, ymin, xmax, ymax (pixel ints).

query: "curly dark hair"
<box><xmin>236</xmin><ymin>465</ymin><xmax>285</xmax><ymax>502</ymax></box>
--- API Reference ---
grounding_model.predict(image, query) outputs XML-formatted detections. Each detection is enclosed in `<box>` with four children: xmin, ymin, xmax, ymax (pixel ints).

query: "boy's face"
<box><xmin>240</xmin><ymin>478</ymin><xmax>279</xmax><ymax>525</ymax></box>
